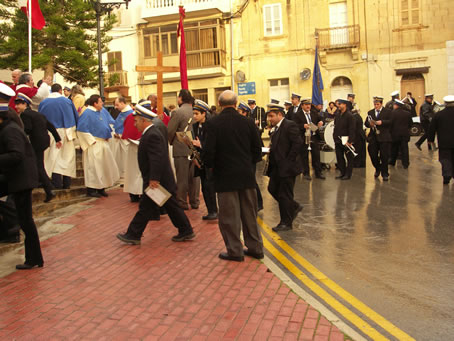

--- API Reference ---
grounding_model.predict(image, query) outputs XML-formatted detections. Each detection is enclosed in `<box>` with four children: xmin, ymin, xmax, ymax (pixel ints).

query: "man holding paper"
<box><xmin>116</xmin><ymin>104</ymin><xmax>195</xmax><ymax>244</ymax></box>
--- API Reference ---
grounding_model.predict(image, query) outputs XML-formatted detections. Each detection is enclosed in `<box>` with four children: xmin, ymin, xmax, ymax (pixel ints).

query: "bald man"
<box><xmin>8</xmin><ymin>69</ymin><xmax>22</xmax><ymax>110</ymax></box>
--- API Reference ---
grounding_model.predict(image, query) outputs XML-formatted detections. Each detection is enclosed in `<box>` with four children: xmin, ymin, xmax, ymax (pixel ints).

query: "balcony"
<box><xmin>143</xmin><ymin>0</ymin><xmax>230</xmax><ymax>20</ymax></box>
<box><xmin>315</xmin><ymin>25</ymin><xmax>360</xmax><ymax>50</ymax></box>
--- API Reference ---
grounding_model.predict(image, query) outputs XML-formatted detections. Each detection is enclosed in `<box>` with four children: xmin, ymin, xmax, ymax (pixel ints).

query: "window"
<box><xmin>268</xmin><ymin>78</ymin><xmax>289</xmax><ymax>104</ymax></box>
<box><xmin>401</xmin><ymin>0</ymin><xmax>420</xmax><ymax>26</ymax></box>
<box><xmin>263</xmin><ymin>4</ymin><xmax>282</xmax><ymax>37</ymax></box>
<box><xmin>107</xmin><ymin>51</ymin><xmax>122</xmax><ymax>72</ymax></box>
<box><xmin>185</xmin><ymin>19</ymin><xmax>226</xmax><ymax>69</ymax></box>
<box><xmin>193</xmin><ymin>89</ymin><xmax>208</xmax><ymax>104</ymax></box>
<box><xmin>143</xmin><ymin>25</ymin><xmax>178</xmax><ymax>58</ymax></box>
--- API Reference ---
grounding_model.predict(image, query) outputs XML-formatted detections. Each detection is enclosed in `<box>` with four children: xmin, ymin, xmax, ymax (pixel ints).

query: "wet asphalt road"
<box><xmin>257</xmin><ymin>137</ymin><xmax>454</xmax><ymax>340</ymax></box>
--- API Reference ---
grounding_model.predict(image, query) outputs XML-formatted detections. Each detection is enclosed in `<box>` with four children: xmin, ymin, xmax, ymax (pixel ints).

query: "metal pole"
<box><xmin>28</xmin><ymin>0</ymin><xmax>32</xmax><ymax>73</ymax></box>
<box><xmin>96</xmin><ymin>0</ymin><xmax>104</xmax><ymax>96</ymax></box>
<box><xmin>230</xmin><ymin>0</ymin><xmax>234</xmax><ymax>91</ymax></box>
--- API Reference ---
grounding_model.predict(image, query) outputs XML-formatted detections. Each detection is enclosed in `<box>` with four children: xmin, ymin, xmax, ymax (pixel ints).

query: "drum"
<box><xmin>324</xmin><ymin>121</ymin><xmax>335</xmax><ymax>149</ymax></box>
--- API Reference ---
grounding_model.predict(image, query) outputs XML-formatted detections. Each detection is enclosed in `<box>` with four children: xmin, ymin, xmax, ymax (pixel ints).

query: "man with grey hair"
<box><xmin>203</xmin><ymin>90</ymin><xmax>264</xmax><ymax>262</ymax></box>
<box><xmin>15</xmin><ymin>73</ymin><xmax>50</xmax><ymax>111</ymax></box>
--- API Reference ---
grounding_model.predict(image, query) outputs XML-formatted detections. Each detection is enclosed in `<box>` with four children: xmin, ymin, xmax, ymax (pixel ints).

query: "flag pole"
<box><xmin>28</xmin><ymin>0</ymin><xmax>32</xmax><ymax>73</ymax></box>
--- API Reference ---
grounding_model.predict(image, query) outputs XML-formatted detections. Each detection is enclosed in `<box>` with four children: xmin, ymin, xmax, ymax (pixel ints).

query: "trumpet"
<box><xmin>305</xmin><ymin>127</ymin><xmax>312</xmax><ymax>151</ymax></box>
<box><xmin>338</xmin><ymin>136</ymin><xmax>358</xmax><ymax>157</ymax></box>
<box><xmin>177</xmin><ymin>118</ymin><xmax>204</xmax><ymax>168</ymax></box>
<box><xmin>368</xmin><ymin>115</ymin><xmax>380</xmax><ymax>135</ymax></box>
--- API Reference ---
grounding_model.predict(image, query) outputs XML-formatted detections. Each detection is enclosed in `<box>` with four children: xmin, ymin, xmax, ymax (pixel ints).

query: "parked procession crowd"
<box><xmin>1</xmin><ymin>68</ymin><xmax>454</xmax><ymax>269</ymax></box>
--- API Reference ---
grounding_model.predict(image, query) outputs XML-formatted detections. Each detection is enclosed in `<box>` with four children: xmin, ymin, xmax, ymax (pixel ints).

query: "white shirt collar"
<box><xmin>275</xmin><ymin>118</ymin><xmax>284</xmax><ymax>129</ymax></box>
<box><xmin>48</xmin><ymin>92</ymin><xmax>63</xmax><ymax>98</ymax></box>
<box><xmin>142</xmin><ymin>123</ymin><xmax>154</xmax><ymax>135</ymax></box>
<box><xmin>121</xmin><ymin>105</ymin><xmax>132</xmax><ymax>113</ymax></box>
<box><xmin>87</xmin><ymin>105</ymin><xmax>98</xmax><ymax>112</ymax></box>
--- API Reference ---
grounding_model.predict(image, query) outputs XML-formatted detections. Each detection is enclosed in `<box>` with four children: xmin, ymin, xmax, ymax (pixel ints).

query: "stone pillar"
<box><xmin>447</xmin><ymin>41</ymin><xmax>454</xmax><ymax>95</ymax></box>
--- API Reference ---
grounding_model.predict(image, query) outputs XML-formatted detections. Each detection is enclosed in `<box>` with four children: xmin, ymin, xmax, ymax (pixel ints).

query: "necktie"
<box><xmin>294</xmin><ymin>107</ymin><xmax>297</xmax><ymax>113</ymax></box>
<box><xmin>305</xmin><ymin>112</ymin><xmax>312</xmax><ymax>124</ymax></box>
<box><xmin>376</xmin><ymin>110</ymin><xmax>380</xmax><ymax>119</ymax></box>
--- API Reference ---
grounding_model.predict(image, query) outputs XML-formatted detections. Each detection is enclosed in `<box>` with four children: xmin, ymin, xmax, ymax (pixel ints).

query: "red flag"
<box><xmin>177</xmin><ymin>6</ymin><xmax>188</xmax><ymax>90</ymax></box>
<box><xmin>20</xmin><ymin>0</ymin><xmax>46</xmax><ymax>30</ymax></box>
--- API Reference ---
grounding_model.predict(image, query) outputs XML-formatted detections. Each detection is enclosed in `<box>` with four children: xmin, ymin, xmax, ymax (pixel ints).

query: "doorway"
<box><xmin>401</xmin><ymin>73</ymin><xmax>425</xmax><ymax>115</ymax></box>
<box><xmin>330</xmin><ymin>76</ymin><xmax>352</xmax><ymax>102</ymax></box>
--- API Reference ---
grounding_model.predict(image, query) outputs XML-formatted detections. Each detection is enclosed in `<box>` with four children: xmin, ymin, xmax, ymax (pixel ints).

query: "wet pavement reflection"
<box><xmin>257</xmin><ymin>139</ymin><xmax>454</xmax><ymax>340</ymax></box>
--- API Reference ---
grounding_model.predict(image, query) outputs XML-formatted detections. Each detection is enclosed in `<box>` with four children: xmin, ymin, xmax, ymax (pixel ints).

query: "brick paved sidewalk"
<box><xmin>0</xmin><ymin>189</ymin><xmax>348</xmax><ymax>340</ymax></box>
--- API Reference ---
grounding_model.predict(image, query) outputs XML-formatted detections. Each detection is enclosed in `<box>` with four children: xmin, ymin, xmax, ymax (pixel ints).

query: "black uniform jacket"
<box><xmin>352</xmin><ymin>113</ymin><xmax>366</xmax><ymax>143</ymax></box>
<box><xmin>293</xmin><ymin>110</ymin><xmax>322</xmax><ymax>142</ymax></box>
<box><xmin>251</xmin><ymin>106</ymin><xmax>267</xmax><ymax>131</ymax></box>
<box><xmin>21</xmin><ymin>108</ymin><xmax>61</xmax><ymax>152</ymax></box>
<box><xmin>365</xmin><ymin>107</ymin><xmax>393</xmax><ymax>143</ymax></box>
<box><xmin>0</xmin><ymin>119</ymin><xmax>38</xmax><ymax>194</ymax></box>
<box><xmin>267</xmin><ymin>118</ymin><xmax>303</xmax><ymax>178</ymax></box>
<box><xmin>138</xmin><ymin>124</ymin><xmax>177</xmax><ymax>194</ymax></box>
<box><xmin>420</xmin><ymin>101</ymin><xmax>434</xmax><ymax>123</ymax></box>
<box><xmin>203</xmin><ymin>107</ymin><xmax>262</xmax><ymax>193</ymax></box>
<box><xmin>428</xmin><ymin>106</ymin><xmax>454</xmax><ymax>149</ymax></box>
<box><xmin>333</xmin><ymin>111</ymin><xmax>356</xmax><ymax>145</ymax></box>
<box><xmin>390</xmin><ymin>108</ymin><xmax>413</xmax><ymax>141</ymax></box>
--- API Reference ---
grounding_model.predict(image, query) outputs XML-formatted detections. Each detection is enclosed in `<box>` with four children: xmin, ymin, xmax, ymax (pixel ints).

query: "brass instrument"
<box><xmin>176</xmin><ymin>118</ymin><xmax>203</xmax><ymax>168</ymax></box>
<box><xmin>305</xmin><ymin>127</ymin><xmax>312</xmax><ymax>151</ymax></box>
<box><xmin>368</xmin><ymin>115</ymin><xmax>380</xmax><ymax>135</ymax></box>
<box><xmin>339</xmin><ymin>136</ymin><xmax>358</xmax><ymax>157</ymax></box>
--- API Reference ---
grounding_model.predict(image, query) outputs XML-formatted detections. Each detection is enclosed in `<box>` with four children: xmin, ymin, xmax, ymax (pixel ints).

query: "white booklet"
<box><xmin>144</xmin><ymin>185</ymin><xmax>172</xmax><ymax>207</ymax></box>
<box><xmin>262</xmin><ymin>147</ymin><xmax>270</xmax><ymax>154</ymax></box>
<box><xmin>128</xmin><ymin>138</ymin><xmax>140</xmax><ymax>145</ymax></box>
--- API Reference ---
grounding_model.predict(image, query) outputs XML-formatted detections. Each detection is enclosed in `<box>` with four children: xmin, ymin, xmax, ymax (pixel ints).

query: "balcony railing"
<box><xmin>144</xmin><ymin>0</ymin><xmax>230</xmax><ymax>18</ymax></box>
<box><xmin>105</xmin><ymin>70</ymin><xmax>128</xmax><ymax>87</ymax></box>
<box><xmin>187</xmin><ymin>49</ymin><xmax>226</xmax><ymax>69</ymax></box>
<box><xmin>315</xmin><ymin>25</ymin><xmax>360</xmax><ymax>50</ymax></box>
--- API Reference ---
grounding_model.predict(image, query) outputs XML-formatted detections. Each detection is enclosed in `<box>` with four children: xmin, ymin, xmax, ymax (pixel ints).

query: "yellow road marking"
<box><xmin>258</xmin><ymin>218</ymin><xmax>416</xmax><ymax>341</ymax></box>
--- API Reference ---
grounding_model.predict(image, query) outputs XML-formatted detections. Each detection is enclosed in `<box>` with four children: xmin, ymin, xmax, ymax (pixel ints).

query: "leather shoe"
<box><xmin>129</xmin><ymin>194</ymin><xmax>140</xmax><ymax>202</ymax></box>
<box><xmin>341</xmin><ymin>176</ymin><xmax>351</xmax><ymax>180</ymax></box>
<box><xmin>303</xmin><ymin>174</ymin><xmax>312</xmax><ymax>180</ymax></box>
<box><xmin>272</xmin><ymin>224</ymin><xmax>292</xmax><ymax>232</ymax></box>
<box><xmin>98</xmin><ymin>189</ymin><xmax>108</xmax><ymax>197</ymax></box>
<box><xmin>335</xmin><ymin>174</ymin><xmax>345</xmax><ymax>179</ymax></box>
<box><xmin>374</xmin><ymin>170</ymin><xmax>380</xmax><ymax>178</ymax></box>
<box><xmin>0</xmin><ymin>235</ymin><xmax>20</xmax><ymax>243</ymax></box>
<box><xmin>293</xmin><ymin>204</ymin><xmax>303</xmax><ymax>221</ymax></box>
<box><xmin>116</xmin><ymin>233</ymin><xmax>141</xmax><ymax>245</ymax></box>
<box><xmin>202</xmin><ymin>213</ymin><xmax>218</xmax><ymax>220</ymax></box>
<box><xmin>218</xmin><ymin>252</ymin><xmax>244</xmax><ymax>262</ymax></box>
<box><xmin>172</xmin><ymin>232</ymin><xmax>195</xmax><ymax>242</ymax></box>
<box><xmin>191</xmin><ymin>205</ymin><xmax>199</xmax><ymax>209</ymax></box>
<box><xmin>315</xmin><ymin>174</ymin><xmax>325</xmax><ymax>179</ymax></box>
<box><xmin>443</xmin><ymin>176</ymin><xmax>451</xmax><ymax>185</ymax></box>
<box><xmin>415</xmin><ymin>143</ymin><xmax>422</xmax><ymax>151</ymax></box>
<box><xmin>16</xmin><ymin>263</ymin><xmax>43</xmax><ymax>270</ymax></box>
<box><xmin>87</xmin><ymin>188</ymin><xmax>101</xmax><ymax>198</ymax></box>
<box><xmin>244</xmin><ymin>248</ymin><xmax>264</xmax><ymax>259</ymax></box>
<box><xmin>382</xmin><ymin>175</ymin><xmax>389</xmax><ymax>181</ymax></box>
<box><xmin>44</xmin><ymin>192</ymin><xmax>56</xmax><ymax>203</ymax></box>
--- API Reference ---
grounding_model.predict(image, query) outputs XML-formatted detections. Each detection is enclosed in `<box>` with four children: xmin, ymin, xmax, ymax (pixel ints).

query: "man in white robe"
<box><xmin>38</xmin><ymin>84</ymin><xmax>78</xmax><ymax>189</ymax></box>
<box><xmin>111</xmin><ymin>97</ymin><xmax>133</xmax><ymax>180</ymax></box>
<box><xmin>76</xmin><ymin>95</ymin><xmax>119</xmax><ymax>197</ymax></box>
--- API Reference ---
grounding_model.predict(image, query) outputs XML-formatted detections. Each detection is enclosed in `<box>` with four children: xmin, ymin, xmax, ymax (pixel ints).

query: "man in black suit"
<box><xmin>117</xmin><ymin>104</ymin><xmax>195</xmax><ymax>244</ymax></box>
<box><xmin>286</xmin><ymin>93</ymin><xmax>301</xmax><ymax>121</ymax></box>
<box><xmin>265</xmin><ymin>104</ymin><xmax>303</xmax><ymax>232</ymax></box>
<box><xmin>204</xmin><ymin>91</ymin><xmax>263</xmax><ymax>262</ymax></box>
<box><xmin>247</xmin><ymin>99</ymin><xmax>267</xmax><ymax>136</ymax></box>
<box><xmin>389</xmin><ymin>99</ymin><xmax>413</xmax><ymax>168</ymax></box>
<box><xmin>15</xmin><ymin>93</ymin><xmax>61</xmax><ymax>203</ymax></box>
<box><xmin>0</xmin><ymin>83</ymin><xmax>44</xmax><ymax>269</ymax></box>
<box><xmin>333</xmin><ymin>99</ymin><xmax>356</xmax><ymax>180</ymax></box>
<box><xmin>293</xmin><ymin>98</ymin><xmax>325</xmax><ymax>180</ymax></box>
<box><xmin>365</xmin><ymin>96</ymin><xmax>393</xmax><ymax>181</ymax></box>
<box><xmin>428</xmin><ymin>95</ymin><xmax>454</xmax><ymax>184</ymax></box>
<box><xmin>415</xmin><ymin>94</ymin><xmax>435</xmax><ymax>151</ymax></box>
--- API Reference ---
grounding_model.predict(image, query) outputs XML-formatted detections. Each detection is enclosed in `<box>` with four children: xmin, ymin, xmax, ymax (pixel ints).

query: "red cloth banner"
<box><xmin>20</xmin><ymin>0</ymin><xmax>46</xmax><ymax>30</ymax></box>
<box><xmin>177</xmin><ymin>6</ymin><xmax>188</xmax><ymax>90</ymax></box>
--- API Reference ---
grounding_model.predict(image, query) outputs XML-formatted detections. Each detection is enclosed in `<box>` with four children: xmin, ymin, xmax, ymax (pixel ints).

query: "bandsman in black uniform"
<box><xmin>284</xmin><ymin>100</ymin><xmax>292</xmax><ymax>117</ymax></box>
<box><xmin>385</xmin><ymin>91</ymin><xmax>400</xmax><ymax>111</ymax></box>
<box><xmin>333</xmin><ymin>99</ymin><xmax>356</xmax><ymax>180</ymax></box>
<box><xmin>365</xmin><ymin>96</ymin><xmax>393</xmax><ymax>181</ymax></box>
<box><xmin>294</xmin><ymin>98</ymin><xmax>325</xmax><ymax>180</ymax></box>
<box><xmin>286</xmin><ymin>93</ymin><xmax>301</xmax><ymax>121</ymax></box>
<box><xmin>347</xmin><ymin>93</ymin><xmax>366</xmax><ymax>168</ymax></box>
<box><xmin>389</xmin><ymin>99</ymin><xmax>413</xmax><ymax>169</ymax></box>
<box><xmin>265</xmin><ymin>104</ymin><xmax>303</xmax><ymax>232</ymax></box>
<box><xmin>415</xmin><ymin>94</ymin><xmax>435</xmax><ymax>151</ymax></box>
<box><xmin>428</xmin><ymin>95</ymin><xmax>454</xmax><ymax>185</ymax></box>
<box><xmin>247</xmin><ymin>99</ymin><xmax>267</xmax><ymax>136</ymax></box>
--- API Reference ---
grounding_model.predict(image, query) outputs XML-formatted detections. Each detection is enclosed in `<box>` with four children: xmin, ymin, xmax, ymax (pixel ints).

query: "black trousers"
<box><xmin>267</xmin><ymin>170</ymin><xmax>298</xmax><ymax>226</ymax></box>
<box><xmin>126</xmin><ymin>189</ymin><xmax>193</xmax><ymax>239</ymax></box>
<box><xmin>368</xmin><ymin>140</ymin><xmax>391</xmax><ymax>176</ymax></box>
<box><xmin>300</xmin><ymin>141</ymin><xmax>322</xmax><ymax>176</ymax></box>
<box><xmin>0</xmin><ymin>198</ymin><xmax>20</xmax><ymax>239</ymax></box>
<box><xmin>35</xmin><ymin>149</ymin><xmax>53</xmax><ymax>196</ymax></box>
<box><xmin>335</xmin><ymin>143</ymin><xmax>354</xmax><ymax>177</ymax></box>
<box><xmin>438</xmin><ymin>148</ymin><xmax>454</xmax><ymax>178</ymax></box>
<box><xmin>252</xmin><ymin>163</ymin><xmax>263</xmax><ymax>209</ymax></box>
<box><xmin>12</xmin><ymin>190</ymin><xmax>43</xmax><ymax>265</ymax></box>
<box><xmin>353</xmin><ymin>138</ymin><xmax>367</xmax><ymax>168</ymax></box>
<box><xmin>390</xmin><ymin>138</ymin><xmax>410</xmax><ymax>167</ymax></box>
<box><xmin>416</xmin><ymin>120</ymin><xmax>430</xmax><ymax>147</ymax></box>
<box><xmin>200</xmin><ymin>169</ymin><xmax>218</xmax><ymax>214</ymax></box>
<box><xmin>51</xmin><ymin>173</ymin><xmax>71</xmax><ymax>189</ymax></box>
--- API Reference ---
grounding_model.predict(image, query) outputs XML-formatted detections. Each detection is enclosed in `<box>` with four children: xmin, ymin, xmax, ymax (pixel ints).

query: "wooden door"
<box><xmin>401</xmin><ymin>73</ymin><xmax>425</xmax><ymax>115</ymax></box>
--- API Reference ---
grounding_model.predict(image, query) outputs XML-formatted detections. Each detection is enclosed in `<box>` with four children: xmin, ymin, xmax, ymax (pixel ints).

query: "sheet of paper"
<box><xmin>144</xmin><ymin>185</ymin><xmax>172</xmax><ymax>207</ymax></box>
<box><xmin>309</xmin><ymin>123</ymin><xmax>318</xmax><ymax>132</ymax></box>
<box><xmin>412</xmin><ymin>117</ymin><xmax>420</xmax><ymax>123</ymax></box>
<box><xmin>262</xmin><ymin>147</ymin><xmax>270</xmax><ymax>154</ymax></box>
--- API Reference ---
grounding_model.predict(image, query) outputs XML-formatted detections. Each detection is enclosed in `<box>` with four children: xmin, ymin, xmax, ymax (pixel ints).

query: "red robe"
<box><xmin>121</xmin><ymin>113</ymin><xmax>141</xmax><ymax>141</ymax></box>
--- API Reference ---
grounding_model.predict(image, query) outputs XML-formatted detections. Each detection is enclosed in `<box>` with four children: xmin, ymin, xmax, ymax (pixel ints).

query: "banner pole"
<box><xmin>28</xmin><ymin>0</ymin><xmax>32</xmax><ymax>73</ymax></box>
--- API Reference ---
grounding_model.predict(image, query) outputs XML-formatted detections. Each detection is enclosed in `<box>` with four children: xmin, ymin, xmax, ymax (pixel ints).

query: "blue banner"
<box><xmin>311</xmin><ymin>47</ymin><xmax>324</xmax><ymax>106</ymax></box>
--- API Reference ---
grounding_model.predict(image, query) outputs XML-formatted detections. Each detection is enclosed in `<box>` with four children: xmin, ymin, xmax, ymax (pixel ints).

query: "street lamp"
<box><xmin>85</xmin><ymin>0</ymin><xmax>131</xmax><ymax>96</ymax></box>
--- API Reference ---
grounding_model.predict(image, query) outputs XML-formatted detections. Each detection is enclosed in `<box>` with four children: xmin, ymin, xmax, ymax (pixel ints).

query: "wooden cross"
<box><xmin>136</xmin><ymin>51</ymin><xmax>179</xmax><ymax>115</ymax></box>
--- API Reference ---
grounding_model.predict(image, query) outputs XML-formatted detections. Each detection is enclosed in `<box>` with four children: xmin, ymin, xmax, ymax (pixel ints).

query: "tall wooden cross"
<box><xmin>136</xmin><ymin>51</ymin><xmax>179</xmax><ymax>115</ymax></box>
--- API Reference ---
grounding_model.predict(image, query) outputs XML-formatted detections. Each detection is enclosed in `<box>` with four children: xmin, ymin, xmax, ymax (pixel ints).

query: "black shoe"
<box><xmin>415</xmin><ymin>143</ymin><xmax>422</xmax><ymax>151</ymax></box>
<box><xmin>62</xmin><ymin>185</ymin><xmax>70</xmax><ymax>190</ymax></box>
<box><xmin>382</xmin><ymin>175</ymin><xmax>389</xmax><ymax>181</ymax></box>
<box><xmin>388</xmin><ymin>162</ymin><xmax>395</xmax><ymax>166</ymax></box>
<box><xmin>0</xmin><ymin>235</ymin><xmax>20</xmax><ymax>243</ymax></box>
<box><xmin>191</xmin><ymin>205</ymin><xmax>199</xmax><ymax>210</ymax></box>
<box><xmin>443</xmin><ymin>177</ymin><xmax>451</xmax><ymax>185</ymax></box>
<box><xmin>160</xmin><ymin>207</ymin><xmax>167</xmax><ymax>215</ymax></box>
<box><xmin>341</xmin><ymin>175</ymin><xmax>351</xmax><ymax>180</ymax></box>
<box><xmin>218</xmin><ymin>252</ymin><xmax>244</xmax><ymax>262</ymax></box>
<box><xmin>315</xmin><ymin>173</ymin><xmax>326</xmax><ymax>179</ymax></box>
<box><xmin>202</xmin><ymin>213</ymin><xmax>218</xmax><ymax>220</ymax></box>
<box><xmin>87</xmin><ymin>188</ymin><xmax>101</xmax><ymax>198</ymax></box>
<box><xmin>335</xmin><ymin>174</ymin><xmax>345</xmax><ymax>179</ymax></box>
<box><xmin>16</xmin><ymin>263</ymin><xmax>43</xmax><ymax>270</ymax></box>
<box><xmin>293</xmin><ymin>204</ymin><xmax>303</xmax><ymax>221</ymax></box>
<box><xmin>129</xmin><ymin>194</ymin><xmax>140</xmax><ymax>203</ymax></box>
<box><xmin>116</xmin><ymin>233</ymin><xmax>141</xmax><ymax>245</ymax></box>
<box><xmin>303</xmin><ymin>174</ymin><xmax>312</xmax><ymax>180</ymax></box>
<box><xmin>171</xmin><ymin>232</ymin><xmax>195</xmax><ymax>242</ymax></box>
<box><xmin>98</xmin><ymin>189</ymin><xmax>108</xmax><ymax>197</ymax></box>
<box><xmin>244</xmin><ymin>248</ymin><xmax>264</xmax><ymax>259</ymax></box>
<box><xmin>403</xmin><ymin>165</ymin><xmax>409</xmax><ymax>169</ymax></box>
<box><xmin>44</xmin><ymin>192</ymin><xmax>56</xmax><ymax>203</ymax></box>
<box><xmin>374</xmin><ymin>170</ymin><xmax>380</xmax><ymax>178</ymax></box>
<box><xmin>272</xmin><ymin>224</ymin><xmax>292</xmax><ymax>232</ymax></box>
